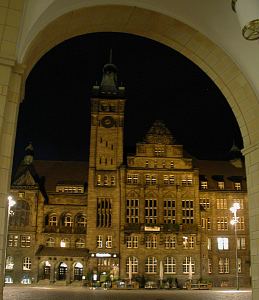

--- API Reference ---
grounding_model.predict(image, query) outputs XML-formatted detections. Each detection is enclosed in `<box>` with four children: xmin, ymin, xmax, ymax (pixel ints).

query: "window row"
<box><xmin>45</xmin><ymin>237</ymin><xmax>86</xmax><ymax>248</ymax></box>
<box><xmin>208</xmin><ymin>257</ymin><xmax>243</xmax><ymax>274</ymax></box>
<box><xmin>6</xmin><ymin>256</ymin><xmax>31</xmax><ymax>270</ymax></box>
<box><xmin>96</xmin><ymin>174</ymin><xmax>116</xmax><ymax>186</ymax></box>
<box><xmin>8</xmin><ymin>235</ymin><xmax>31</xmax><ymax>248</ymax></box>
<box><xmin>125</xmin><ymin>235</ymin><xmax>195</xmax><ymax>249</ymax></box>
<box><xmin>126</xmin><ymin>256</ymin><xmax>195</xmax><ymax>274</ymax></box>
<box><xmin>56</xmin><ymin>185</ymin><xmax>84</xmax><ymax>193</ymax></box>
<box><xmin>45</xmin><ymin>213</ymin><xmax>87</xmax><ymax>227</ymax></box>
<box><xmin>207</xmin><ymin>237</ymin><xmax>246</xmax><ymax>250</ymax></box>
<box><xmin>127</xmin><ymin>174</ymin><xmax>193</xmax><ymax>186</ymax></box>
<box><xmin>200</xmin><ymin>181</ymin><xmax>242</xmax><ymax>191</ymax></box>
<box><xmin>126</xmin><ymin>199</ymin><xmax>194</xmax><ymax>224</ymax></box>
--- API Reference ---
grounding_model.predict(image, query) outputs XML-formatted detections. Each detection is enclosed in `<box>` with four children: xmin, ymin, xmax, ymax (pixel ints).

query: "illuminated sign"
<box><xmin>144</xmin><ymin>226</ymin><xmax>160</xmax><ymax>232</ymax></box>
<box><xmin>96</xmin><ymin>253</ymin><xmax>112</xmax><ymax>258</ymax></box>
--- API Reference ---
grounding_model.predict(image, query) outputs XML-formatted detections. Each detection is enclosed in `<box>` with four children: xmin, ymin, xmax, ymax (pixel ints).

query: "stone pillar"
<box><xmin>0</xmin><ymin>61</ymin><xmax>23</xmax><ymax>297</ymax></box>
<box><xmin>243</xmin><ymin>144</ymin><xmax>259</xmax><ymax>300</ymax></box>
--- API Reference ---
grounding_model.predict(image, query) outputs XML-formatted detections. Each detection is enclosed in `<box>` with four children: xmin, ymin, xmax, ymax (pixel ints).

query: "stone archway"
<box><xmin>1</xmin><ymin>3</ymin><xmax>259</xmax><ymax>300</ymax></box>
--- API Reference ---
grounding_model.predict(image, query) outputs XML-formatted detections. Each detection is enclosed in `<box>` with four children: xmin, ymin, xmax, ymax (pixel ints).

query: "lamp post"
<box><xmin>230</xmin><ymin>203</ymin><xmax>240</xmax><ymax>290</ymax></box>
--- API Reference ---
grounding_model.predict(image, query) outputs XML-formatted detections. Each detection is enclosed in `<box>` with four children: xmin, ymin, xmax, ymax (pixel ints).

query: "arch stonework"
<box><xmin>1</xmin><ymin>3</ymin><xmax>259</xmax><ymax>299</ymax></box>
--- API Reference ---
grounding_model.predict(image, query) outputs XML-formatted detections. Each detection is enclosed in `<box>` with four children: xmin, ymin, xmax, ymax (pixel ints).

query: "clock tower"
<box><xmin>87</xmin><ymin>59</ymin><xmax>126</xmax><ymax>273</ymax></box>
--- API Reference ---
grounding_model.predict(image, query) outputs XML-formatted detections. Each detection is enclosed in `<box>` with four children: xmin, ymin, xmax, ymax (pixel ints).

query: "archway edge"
<box><xmin>22</xmin><ymin>4</ymin><xmax>259</xmax><ymax>149</ymax></box>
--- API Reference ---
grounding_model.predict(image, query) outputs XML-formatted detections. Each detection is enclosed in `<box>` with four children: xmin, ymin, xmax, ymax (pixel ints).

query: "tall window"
<box><xmin>20</xmin><ymin>235</ymin><xmax>31</xmax><ymax>248</ymax></box>
<box><xmin>8</xmin><ymin>234</ymin><xmax>18</xmax><ymax>247</ymax></box>
<box><xmin>23</xmin><ymin>257</ymin><xmax>32</xmax><ymax>270</ymax></box>
<box><xmin>200</xmin><ymin>181</ymin><xmax>208</xmax><ymax>190</ymax></box>
<box><xmin>217</xmin><ymin>217</ymin><xmax>228</xmax><ymax>230</ymax></box>
<box><xmin>126</xmin><ymin>236</ymin><xmax>138</xmax><ymax>248</ymax></box>
<box><xmin>97</xmin><ymin>198</ymin><xmax>112</xmax><ymax>227</ymax></box>
<box><xmin>46</xmin><ymin>237</ymin><xmax>55</xmax><ymax>247</ymax></box>
<box><xmin>164</xmin><ymin>200</ymin><xmax>176</xmax><ymax>224</ymax></box>
<box><xmin>145</xmin><ymin>257</ymin><xmax>157</xmax><ymax>273</ymax></box>
<box><xmin>218</xmin><ymin>258</ymin><xmax>229</xmax><ymax>273</ymax></box>
<box><xmin>126</xmin><ymin>199</ymin><xmax>139</xmax><ymax>223</ymax></box>
<box><xmin>165</xmin><ymin>235</ymin><xmax>176</xmax><ymax>249</ymax></box>
<box><xmin>182</xmin><ymin>200</ymin><xmax>194</xmax><ymax>224</ymax></box>
<box><xmin>238</xmin><ymin>258</ymin><xmax>242</xmax><ymax>273</ymax></box>
<box><xmin>183</xmin><ymin>236</ymin><xmax>194</xmax><ymax>249</ymax></box>
<box><xmin>208</xmin><ymin>258</ymin><xmax>212</xmax><ymax>274</ymax></box>
<box><xmin>64</xmin><ymin>214</ymin><xmax>73</xmax><ymax>227</ymax></box>
<box><xmin>49</xmin><ymin>214</ymin><xmax>57</xmax><ymax>226</ymax></box>
<box><xmin>5</xmin><ymin>256</ymin><xmax>14</xmax><ymax>270</ymax></box>
<box><xmin>218</xmin><ymin>181</ymin><xmax>225</xmax><ymax>190</ymax></box>
<box><xmin>182</xmin><ymin>175</ymin><xmax>192</xmax><ymax>186</ymax></box>
<box><xmin>145</xmin><ymin>199</ymin><xmax>157</xmax><ymax>224</ymax></box>
<box><xmin>200</xmin><ymin>198</ymin><xmax>210</xmax><ymax>209</ymax></box>
<box><xmin>164</xmin><ymin>257</ymin><xmax>176</xmax><ymax>274</ymax></box>
<box><xmin>237</xmin><ymin>216</ymin><xmax>245</xmax><ymax>230</ymax></box>
<box><xmin>146</xmin><ymin>235</ymin><xmax>157</xmax><ymax>249</ymax></box>
<box><xmin>208</xmin><ymin>238</ymin><xmax>212</xmax><ymax>250</ymax></box>
<box><xmin>9</xmin><ymin>200</ymin><xmax>30</xmax><ymax>226</ymax></box>
<box><xmin>233</xmin><ymin>199</ymin><xmax>244</xmax><ymax>209</ymax></box>
<box><xmin>106</xmin><ymin>236</ymin><xmax>112</xmax><ymax>248</ymax></box>
<box><xmin>237</xmin><ymin>237</ymin><xmax>246</xmax><ymax>249</ymax></box>
<box><xmin>75</xmin><ymin>214</ymin><xmax>87</xmax><ymax>227</ymax></box>
<box><xmin>97</xmin><ymin>235</ymin><xmax>103</xmax><ymax>248</ymax></box>
<box><xmin>182</xmin><ymin>257</ymin><xmax>195</xmax><ymax>274</ymax></box>
<box><xmin>217</xmin><ymin>237</ymin><xmax>229</xmax><ymax>250</ymax></box>
<box><xmin>216</xmin><ymin>199</ymin><xmax>227</xmax><ymax>209</ymax></box>
<box><xmin>126</xmin><ymin>256</ymin><xmax>138</xmax><ymax>273</ymax></box>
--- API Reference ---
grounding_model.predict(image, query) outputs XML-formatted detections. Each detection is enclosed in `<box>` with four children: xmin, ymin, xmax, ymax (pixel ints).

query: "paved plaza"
<box><xmin>3</xmin><ymin>286</ymin><xmax>252</xmax><ymax>300</ymax></box>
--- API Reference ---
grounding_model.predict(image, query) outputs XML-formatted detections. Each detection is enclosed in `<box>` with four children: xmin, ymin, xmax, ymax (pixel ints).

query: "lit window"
<box><xmin>218</xmin><ymin>258</ymin><xmax>229</xmax><ymax>273</ymax></box>
<box><xmin>208</xmin><ymin>238</ymin><xmax>211</xmax><ymax>250</ymax></box>
<box><xmin>133</xmin><ymin>174</ymin><xmax>138</xmax><ymax>184</ymax></box>
<box><xmin>127</xmin><ymin>174</ymin><xmax>132</xmax><ymax>184</ymax></box>
<box><xmin>200</xmin><ymin>198</ymin><xmax>210</xmax><ymax>209</ymax></box>
<box><xmin>97</xmin><ymin>175</ymin><xmax>101</xmax><ymax>185</ymax></box>
<box><xmin>104</xmin><ymin>175</ymin><xmax>108</xmax><ymax>185</ymax></box>
<box><xmin>106</xmin><ymin>236</ymin><xmax>112</xmax><ymax>248</ymax></box>
<box><xmin>60</xmin><ymin>238</ymin><xmax>70</xmax><ymax>248</ymax></box>
<box><xmin>97</xmin><ymin>235</ymin><xmax>103</xmax><ymax>248</ymax></box>
<box><xmin>146</xmin><ymin>235</ymin><xmax>157</xmax><ymax>248</ymax></box>
<box><xmin>208</xmin><ymin>258</ymin><xmax>212</xmax><ymax>274</ymax></box>
<box><xmin>233</xmin><ymin>199</ymin><xmax>244</xmax><ymax>209</ymax></box>
<box><xmin>165</xmin><ymin>235</ymin><xmax>176</xmax><ymax>249</ymax></box>
<box><xmin>9</xmin><ymin>200</ymin><xmax>30</xmax><ymax>226</ymax></box>
<box><xmin>46</xmin><ymin>237</ymin><xmax>55</xmax><ymax>247</ymax></box>
<box><xmin>145</xmin><ymin>174</ymin><xmax>151</xmax><ymax>184</ymax></box>
<box><xmin>217</xmin><ymin>217</ymin><xmax>228</xmax><ymax>231</ymax></box>
<box><xmin>23</xmin><ymin>257</ymin><xmax>31</xmax><ymax>270</ymax></box>
<box><xmin>170</xmin><ymin>161</ymin><xmax>174</xmax><ymax>168</ymax></box>
<box><xmin>237</xmin><ymin>237</ymin><xmax>246</xmax><ymax>249</ymax></box>
<box><xmin>5</xmin><ymin>256</ymin><xmax>14</xmax><ymax>270</ymax></box>
<box><xmin>200</xmin><ymin>181</ymin><xmax>208</xmax><ymax>190</ymax></box>
<box><xmin>8</xmin><ymin>234</ymin><xmax>18</xmax><ymax>247</ymax></box>
<box><xmin>217</xmin><ymin>237</ymin><xmax>229</xmax><ymax>250</ymax></box>
<box><xmin>145</xmin><ymin>199</ymin><xmax>157</xmax><ymax>224</ymax></box>
<box><xmin>75</xmin><ymin>238</ymin><xmax>85</xmax><ymax>248</ymax></box>
<box><xmin>20</xmin><ymin>235</ymin><xmax>31</xmax><ymax>248</ymax></box>
<box><xmin>126</xmin><ymin>256</ymin><xmax>138</xmax><ymax>273</ymax></box>
<box><xmin>111</xmin><ymin>176</ymin><xmax>115</xmax><ymax>185</ymax></box>
<box><xmin>49</xmin><ymin>214</ymin><xmax>57</xmax><ymax>226</ymax></box>
<box><xmin>64</xmin><ymin>215</ymin><xmax>73</xmax><ymax>227</ymax></box>
<box><xmin>145</xmin><ymin>256</ymin><xmax>157</xmax><ymax>273</ymax></box>
<box><xmin>163</xmin><ymin>175</ymin><xmax>169</xmax><ymax>184</ymax></box>
<box><xmin>5</xmin><ymin>276</ymin><xmax>13</xmax><ymax>284</ymax></box>
<box><xmin>216</xmin><ymin>199</ymin><xmax>227</xmax><ymax>209</ymax></box>
<box><xmin>234</xmin><ymin>182</ymin><xmax>241</xmax><ymax>191</ymax></box>
<box><xmin>164</xmin><ymin>257</ymin><xmax>176</xmax><ymax>274</ymax></box>
<box><xmin>218</xmin><ymin>181</ymin><xmax>225</xmax><ymax>190</ymax></box>
<box><xmin>183</xmin><ymin>236</ymin><xmax>194</xmax><ymax>249</ymax></box>
<box><xmin>169</xmin><ymin>175</ymin><xmax>174</xmax><ymax>184</ymax></box>
<box><xmin>237</xmin><ymin>216</ymin><xmax>245</xmax><ymax>230</ymax></box>
<box><xmin>182</xmin><ymin>257</ymin><xmax>195</xmax><ymax>274</ymax></box>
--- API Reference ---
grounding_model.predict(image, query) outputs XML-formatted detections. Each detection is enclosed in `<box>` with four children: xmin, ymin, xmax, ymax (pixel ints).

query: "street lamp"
<box><xmin>230</xmin><ymin>202</ymin><xmax>240</xmax><ymax>290</ymax></box>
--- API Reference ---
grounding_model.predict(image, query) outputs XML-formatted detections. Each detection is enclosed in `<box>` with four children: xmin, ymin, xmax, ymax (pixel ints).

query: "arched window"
<box><xmin>9</xmin><ymin>200</ymin><xmax>30</xmax><ymax>226</ymax></box>
<box><xmin>74</xmin><ymin>262</ymin><xmax>83</xmax><ymax>281</ymax></box>
<box><xmin>46</xmin><ymin>237</ymin><xmax>55</xmax><ymax>247</ymax></box>
<box><xmin>164</xmin><ymin>257</ymin><xmax>176</xmax><ymax>274</ymax></box>
<box><xmin>126</xmin><ymin>256</ymin><xmax>138</xmax><ymax>273</ymax></box>
<box><xmin>5</xmin><ymin>256</ymin><xmax>14</xmax><ymax>270</ymax></box>
<box><xmin>75</xmin><ymin>238</ymin><xmax>85</xmax><ymax>248</ymax></box>
<box><xmin>75</xmin><ymin>214</ymin><xmax>87</xmax><ymax>227</ymax></box>
<box><xmin>182</xmin><ymin>256</ymin><xmax>195</xmax><ymax>274</ymax></box>
<box><xmin>60</xmin><ymin>238</ymin><xmax>70</xmax><ymax>248</ymax></box>
<box><xmin>23</xmin><ymin>257</ymin><xmax>31</xmax><ymax>270</ymax></box>
<box><xmin>49</xmin><ymin>214</ymin><xmax>57</xmax><ymax>226</ymax></box>
<box><xmin>64</xmin><ymin>214</ymin><xmax>73</xmax><ymax>227</ymax></box>
<box><xmin>145</xmin><ymin>256</ymin><xmax>157</xmax><ymax>273</ymax></box>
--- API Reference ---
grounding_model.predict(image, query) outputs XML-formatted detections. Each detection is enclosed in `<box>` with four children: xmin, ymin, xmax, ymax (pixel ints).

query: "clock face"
<box><xmin>101</xmin><ymin>116</ymin><xmax>115</xmax><ymax>128</ymax></box>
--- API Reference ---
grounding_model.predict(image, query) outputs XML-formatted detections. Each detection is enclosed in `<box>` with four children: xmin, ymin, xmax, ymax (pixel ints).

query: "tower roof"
<box><xmin>144</xmin><ymin>120</ymin><xmax>174</xmax><ymax>145</ymax></box>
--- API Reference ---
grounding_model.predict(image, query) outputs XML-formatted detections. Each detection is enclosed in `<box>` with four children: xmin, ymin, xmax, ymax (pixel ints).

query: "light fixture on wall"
<box><xmin>232</xmin><ymin>0</ymin><xmax>259</xmax><ymax>40</ymax></box>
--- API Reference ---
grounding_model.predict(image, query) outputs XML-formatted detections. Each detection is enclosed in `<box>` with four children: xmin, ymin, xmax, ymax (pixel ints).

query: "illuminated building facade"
<box><xmin>6</xmin><ymin>62</ymin><xmax>249</xmax><ymax>288</ymax></box>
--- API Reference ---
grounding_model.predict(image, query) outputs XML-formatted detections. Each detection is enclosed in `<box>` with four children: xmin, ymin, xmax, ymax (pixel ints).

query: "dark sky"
<box><xmin>13</xmin><ymin>32</ymin><xmax>242</xmax><ymax>171</ymax></box>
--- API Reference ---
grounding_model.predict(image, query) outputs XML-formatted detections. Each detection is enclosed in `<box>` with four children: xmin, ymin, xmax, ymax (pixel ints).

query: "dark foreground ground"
<box><xmin>3</xmin><ymin>286</ymin><xmax>252</xmax><ymax>300</ymax></box>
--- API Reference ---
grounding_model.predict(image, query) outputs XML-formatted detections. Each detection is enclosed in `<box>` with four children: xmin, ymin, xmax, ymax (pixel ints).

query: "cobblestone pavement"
<box><xmin>3</xmin><ymin>286</ymin><xmax>252</xmax><ymax>300</ymax></box>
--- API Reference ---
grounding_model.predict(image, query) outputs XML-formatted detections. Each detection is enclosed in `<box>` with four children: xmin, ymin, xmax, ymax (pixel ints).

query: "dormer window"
<box><xmin>234</xmin><ymin>182</ymin><xmax>241</xmax><ymax>191</ymax></box>
<box><xmin>200</xmin><ymin>181</ymin><xmax>208</xmax><ymax>190</ymax></box>
<box><xmin>218</xmin><ymin>181</ymin><xmax>225</xmax><ymax>190</ymax></box>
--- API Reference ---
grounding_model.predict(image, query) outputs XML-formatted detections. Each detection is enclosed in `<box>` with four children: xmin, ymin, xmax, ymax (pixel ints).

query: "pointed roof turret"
<box><xmin>144</xmin><ymin>120</ymin><xmax>174</xmax><ymax>145</ymax></box>
<box><xmin>92</xmin><ymin>50</ymin><xmax>125</xmax><ymax>98</ymax></box>
<box><xmin>229</xmin><ymin>140</ymin><xmax>243</xmax><ymax>168</ymax></box>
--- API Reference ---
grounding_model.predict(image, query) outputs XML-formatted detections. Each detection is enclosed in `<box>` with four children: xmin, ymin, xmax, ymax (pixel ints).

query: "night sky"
<box><xmin>12</xmin><ymin>32</ymin><xmax>243</xmax><ymax>171</ymax></box>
